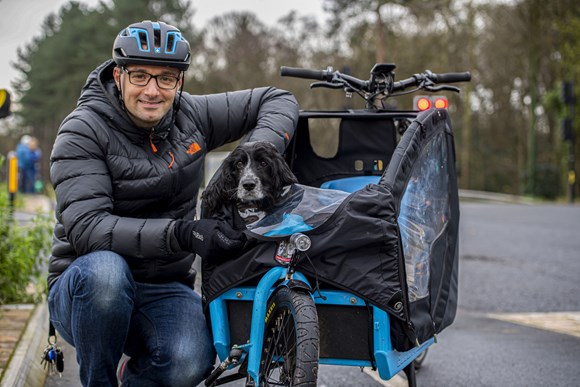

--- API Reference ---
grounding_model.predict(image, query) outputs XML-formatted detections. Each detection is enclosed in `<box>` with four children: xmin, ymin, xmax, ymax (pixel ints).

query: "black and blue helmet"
<box><xmin>112</xmin><ymin>21</ymin><xmax>191</xmax><ymax>71</ymax></box>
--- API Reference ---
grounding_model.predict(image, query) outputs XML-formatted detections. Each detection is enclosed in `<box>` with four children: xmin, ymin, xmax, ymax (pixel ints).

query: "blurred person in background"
<box><xmin>27</xmin><ymin>136</ymin><xmax>42</xmax><ymax>193</ymax></box>
<box><xmin>16</xmin><ymin>134</ymin><xmax>34</xmax><ymax>193</ymax></box>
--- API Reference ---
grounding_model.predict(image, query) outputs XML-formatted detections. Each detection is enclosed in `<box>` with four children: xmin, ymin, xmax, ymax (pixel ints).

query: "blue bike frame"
<box><xmin>209</xmin><ymin>266</ymin><xmax>433</xmax><ymax>385</ymax></box>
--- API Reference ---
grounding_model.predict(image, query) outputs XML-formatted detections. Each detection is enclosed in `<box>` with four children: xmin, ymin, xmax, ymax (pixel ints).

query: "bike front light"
<box><xmin>290</xmin><ymin>233</ymin><xmax>312</xmax><ymax>252</ymax></box>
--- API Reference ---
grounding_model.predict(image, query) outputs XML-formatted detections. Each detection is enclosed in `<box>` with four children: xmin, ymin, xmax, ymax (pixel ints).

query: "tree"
<box><xmin>186</xmin><ymin>12</ymin><xmax>272</xmax><ymax>94</ymax></box>
<box><xmin>323</xmin><ymin>0</ymin><xmax>403</xmax><ymax>63</ymax></box>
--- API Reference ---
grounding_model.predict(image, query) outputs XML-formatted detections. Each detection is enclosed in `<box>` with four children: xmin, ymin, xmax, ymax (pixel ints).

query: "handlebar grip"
<box><xmin>280</xmin><ymin>66</ymin><xmax>330</xmax><ymax>81</ymax></box>
<box><xmin>392</xmin><ymin>77</ymin><xmax>418</xmax><ymax>91</ymax></box>
<box><xmin>431</xmin><ymin>72</ymin><xmax>471</xmax><ymax>83</ymax></box>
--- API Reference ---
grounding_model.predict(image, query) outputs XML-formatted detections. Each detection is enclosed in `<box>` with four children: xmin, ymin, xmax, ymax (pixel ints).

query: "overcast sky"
<box><xmin>0</xmin><ymin>0</ymin><xmax>325</xmax><ymax>95</ymax></box>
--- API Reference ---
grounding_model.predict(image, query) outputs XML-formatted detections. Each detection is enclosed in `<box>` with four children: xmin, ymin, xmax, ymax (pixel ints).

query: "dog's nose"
<box><xmin>242</xmin><ymin>182</ymin><xmax>256</xmax><ymax>191</ymax></box>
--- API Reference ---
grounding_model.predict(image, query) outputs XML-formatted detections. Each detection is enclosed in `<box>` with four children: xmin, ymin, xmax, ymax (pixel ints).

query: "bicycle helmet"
<box><xmin>113</xmin><ymin>20</ymin><xmax>191</xmax><ymax>71</ymax></box>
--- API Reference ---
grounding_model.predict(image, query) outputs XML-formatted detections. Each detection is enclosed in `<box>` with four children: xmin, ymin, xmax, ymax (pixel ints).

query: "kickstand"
<box><xmin>403</xmin><ymin>361</ymin><xmax>417</xmax><ymax>387</ymax></box>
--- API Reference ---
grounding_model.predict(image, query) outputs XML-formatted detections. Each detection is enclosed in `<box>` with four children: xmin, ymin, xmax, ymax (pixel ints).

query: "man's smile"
<box><xmin>139</xmin><ymin>100</ymin><xmax>163</xmax><ymax>108</ymax></box>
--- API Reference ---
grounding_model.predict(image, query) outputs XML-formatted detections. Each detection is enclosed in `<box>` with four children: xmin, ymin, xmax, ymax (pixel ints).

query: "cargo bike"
<box><xmin>202</xmin><ymin>63</ymin><xmax>471</xmax><ymax>386</ymax></box>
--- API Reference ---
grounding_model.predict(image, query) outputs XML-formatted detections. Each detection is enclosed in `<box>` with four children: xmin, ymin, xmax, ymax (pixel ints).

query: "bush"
<box><xmin>0</xmin><ymin>186</ymin><xmax>53</xmax><ymax>304</ymax></box>
<box><xmin>535</xmin><ymin>163</ymin><xmax>562</xmax><ymax>200</ymax></box>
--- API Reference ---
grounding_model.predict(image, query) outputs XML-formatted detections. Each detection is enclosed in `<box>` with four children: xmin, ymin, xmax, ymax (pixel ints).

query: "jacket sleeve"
<box><xmin>50</xmin><ymin>115</ymin><xmax>177</xmax><ymax>259</ymax></box>
<box><xmin>188</xmin><ymin>87</ymin><xmax>299</xmax><ymax>153</ymax></box>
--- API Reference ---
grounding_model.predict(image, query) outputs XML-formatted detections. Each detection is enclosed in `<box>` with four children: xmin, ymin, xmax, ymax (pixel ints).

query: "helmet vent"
<box><xmin>137</xmin><ymin>31</ymin><xmax>149</xmax><ymax>51</ymax></box>
<box><xmin>153</xmin><ymin>29</ymin><xmax>161</xmax><ymax>49</ymax></box>
<box><xmin>166</xmin><ymin>34</ymin><xmax>175</xmax><ymax>53</ymax></box>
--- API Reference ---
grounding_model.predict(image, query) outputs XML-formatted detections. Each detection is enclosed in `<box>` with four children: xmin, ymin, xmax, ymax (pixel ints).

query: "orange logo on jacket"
<box><xmin>187</xmin><ymin>142</ymin><xmax>201</xmax><ymax>155</ymax></box>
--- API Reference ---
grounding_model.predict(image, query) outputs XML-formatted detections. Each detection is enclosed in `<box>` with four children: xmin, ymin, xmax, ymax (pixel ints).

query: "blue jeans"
<box><xmin>48</xmin><ymin>251</ymin><xmax>215</xmax><ymax>386</ymax></box>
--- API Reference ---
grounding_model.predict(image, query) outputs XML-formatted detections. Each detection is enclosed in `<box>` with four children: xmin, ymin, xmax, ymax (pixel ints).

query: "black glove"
<box><xmin>174</xmin><ymin>219</ymin><xmax>246</xmax><ymax>260</ymax></box>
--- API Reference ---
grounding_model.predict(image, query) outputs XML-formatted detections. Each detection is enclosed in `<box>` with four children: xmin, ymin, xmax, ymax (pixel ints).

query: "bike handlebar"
<box><xmin>280</xmin><ymin>66</ymin><xmax>471</xmax><ymax>94</ymax></box>
<box><xmin>430</xmin><ymin>72</ymin><xmax>471</xmax><ymax>83</ymax></box>
<box><xmin>280</xmin><ymin>66</ymin><xmax>332</xmax><ymax>82</ymax></box>
<box><xmin>392</xmin><ymin>71</ymin><xmax>471</xmax><ymax>91</ymax></box>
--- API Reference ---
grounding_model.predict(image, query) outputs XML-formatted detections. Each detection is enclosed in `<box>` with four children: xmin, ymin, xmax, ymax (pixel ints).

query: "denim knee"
<box><xmin>72</xmin><ymin>251</ymin><xmax>135</xmax><ymax>310</ymax></box>
<box><xmin>49</xmin><ymin>251</ymin><xmax>136</xmax><ymax>348</ymax></box>
<box><xmin>162</xmin><ymin>343</ymin><xmax>215</xmax><ymax>387</ymax></box>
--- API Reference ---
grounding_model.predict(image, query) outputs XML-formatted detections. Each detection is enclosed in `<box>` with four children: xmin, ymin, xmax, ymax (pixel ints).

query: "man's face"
<box><xmin>113</xmin><ymin>64</ymin><xmax>182</xmax><ymax>128</ymax></box>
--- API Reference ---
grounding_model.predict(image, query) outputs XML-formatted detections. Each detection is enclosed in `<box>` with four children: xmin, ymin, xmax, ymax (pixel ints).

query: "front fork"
<box><xmin>206</xmin><ymin>233</ymin><xmax>313</xmax><ymax>387</ymax></box>
<box><xmin>245</xmin><ymin>268</ymin><xmax>312</xmax><ymax>386</ymax></box>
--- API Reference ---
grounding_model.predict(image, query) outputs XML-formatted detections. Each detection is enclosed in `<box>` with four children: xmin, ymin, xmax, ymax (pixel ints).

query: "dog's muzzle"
<box><xmin>238</xmin><ymin>175</ymin><xmax>264</xmax><ymax>201</ymax></box>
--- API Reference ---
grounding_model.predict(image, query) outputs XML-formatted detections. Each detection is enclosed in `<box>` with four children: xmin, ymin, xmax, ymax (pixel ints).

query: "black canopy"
<box><xmin>202</xmin><ymin>109</ymin><xmax>459</xmax><ymax>351</ymax></box>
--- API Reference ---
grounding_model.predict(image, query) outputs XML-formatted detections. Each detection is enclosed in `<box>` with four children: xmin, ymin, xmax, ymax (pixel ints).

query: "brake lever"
<box><xmin>425</xmin><ymin>84</ymin><xmax>461</xmax><ymax>93</ymax></box>
<box><xmin>310</xmin><ymin>81</ymin><xmax>344</xmax><ymax>89</ymax></box>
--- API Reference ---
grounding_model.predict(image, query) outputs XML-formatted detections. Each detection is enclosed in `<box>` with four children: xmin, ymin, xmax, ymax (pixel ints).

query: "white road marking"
<box><xmin>362</xmin><ymin>368</ymin><xmax>409</xmax><ymax>386</ymax></box>
<box><xmin>486</xmin><ymin>311</ymin><xmax>580</xmax><ymax>338</ymax></box>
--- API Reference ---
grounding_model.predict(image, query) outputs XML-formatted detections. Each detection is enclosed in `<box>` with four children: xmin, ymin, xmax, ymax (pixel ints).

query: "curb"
<box><xmin>1</xmin><ymin>303</ymin><xmax>48</xmax><ymax>387</ymax></box>
<box><xmin>458</xmin><ymin>189</ymin><xmax>529</xmax><ymax>204</ymax></box>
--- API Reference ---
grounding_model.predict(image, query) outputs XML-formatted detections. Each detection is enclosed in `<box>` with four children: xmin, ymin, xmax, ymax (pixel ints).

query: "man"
<box><xmin>48</xmin><ymin>20</ymin><xmax>298</xmax><ymax>386</ymax></box>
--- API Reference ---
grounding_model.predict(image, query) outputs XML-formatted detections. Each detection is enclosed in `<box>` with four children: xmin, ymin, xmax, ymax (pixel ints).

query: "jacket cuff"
<box><xmin>168</xmin><ymin>220</ymin><xmax>183</xmax><ymax>253</ymax></box>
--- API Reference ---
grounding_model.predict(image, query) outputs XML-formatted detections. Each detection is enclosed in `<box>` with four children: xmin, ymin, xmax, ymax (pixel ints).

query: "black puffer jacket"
<box><xmin>48</xmin><ymin>60</ymin><xmax>298</xmax><ymax>288</ymax></box>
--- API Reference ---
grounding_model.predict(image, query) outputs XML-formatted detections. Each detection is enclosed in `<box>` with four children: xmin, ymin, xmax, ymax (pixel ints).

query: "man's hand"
<box><xmin>174</xmin><ymin>219</ymin><xmax>245</xmax><ymax>260</ymax></box>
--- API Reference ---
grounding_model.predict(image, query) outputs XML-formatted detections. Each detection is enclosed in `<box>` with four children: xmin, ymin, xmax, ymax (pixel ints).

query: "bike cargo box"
<box><xmin>202</xmin><ymin>109</ymin><xmax>459</xmax><ymax>352</ymax></box>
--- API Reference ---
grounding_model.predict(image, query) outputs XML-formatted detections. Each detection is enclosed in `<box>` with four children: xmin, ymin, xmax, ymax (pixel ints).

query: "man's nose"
<box><xmin>143</xmin><ymin>77</ymin><xmax>161</xmax><ymax>94</ymax></box>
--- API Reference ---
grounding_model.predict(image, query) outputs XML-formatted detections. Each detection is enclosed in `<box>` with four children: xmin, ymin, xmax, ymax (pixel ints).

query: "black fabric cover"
<box><xmin>287</xmin><ymin>114</ymin><xmax>397</xmax><ymax>187</ymax></box>
<box><xmin>202</xmin><ymin>109</ymin><xmax>459</xmax><ymax>351</ymax></box>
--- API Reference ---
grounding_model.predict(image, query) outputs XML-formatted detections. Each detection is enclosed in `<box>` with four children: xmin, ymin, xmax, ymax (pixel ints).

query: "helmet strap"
<box><xmin>170</xmin><ymin>73</ymin><xmax>185</xmax><ymax>126</ymax></box>
<box><xmin>117</xmin><ymin>66</ymin><xmax>127</xmax><ymax>112</ymax></box>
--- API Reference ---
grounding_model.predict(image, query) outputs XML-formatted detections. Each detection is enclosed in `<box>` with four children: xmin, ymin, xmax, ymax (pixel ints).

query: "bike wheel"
<box><xmin>259</xmin><ymin>286</ymin><xmax>319</xmax><ymax>386</ymax></box>
<box><xmin>414</xmin><ymin>348</ymin><xmax>428</xmax><ymax>370</ymax></box>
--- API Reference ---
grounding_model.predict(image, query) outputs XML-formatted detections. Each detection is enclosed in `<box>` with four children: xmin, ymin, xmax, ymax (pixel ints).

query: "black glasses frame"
<box><xmin>122</xmin><ymin>68</ymin><xmax>181</xmax><ymax>90</ymax></box>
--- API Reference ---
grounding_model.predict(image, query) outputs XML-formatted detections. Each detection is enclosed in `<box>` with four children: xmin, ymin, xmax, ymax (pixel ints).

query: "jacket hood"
<box><xmin>77</xmin><ymin>60</ymin><xmax>174</xmax><ymax>144</ymax></box>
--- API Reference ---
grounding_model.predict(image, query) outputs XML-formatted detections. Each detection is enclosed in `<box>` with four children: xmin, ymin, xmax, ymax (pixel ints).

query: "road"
<box><xmin>417</xmin><ymin>203</ymin><xmax>580</xmax><ymax>387</ymax></box>
<box><xmin>45</xmin><ymin>202</ymin><xmax>580</xmax><ymax>386</ymax></box>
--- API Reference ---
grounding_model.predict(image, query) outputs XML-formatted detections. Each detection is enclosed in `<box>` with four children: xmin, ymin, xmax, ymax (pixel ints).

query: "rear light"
<box><xmin>433</xmin><ymin>97</ymin><xmax>448</xmax><ymax>109</ymax></box>
<box><xmin>413</xmin><ymin>95</ymin><xmax>449</xmax><ymax>111</ymax></box>
<box><xmin>415</xmin><ymin>97</ymin><xmax>431</xmax><ymax>111</ymax></box>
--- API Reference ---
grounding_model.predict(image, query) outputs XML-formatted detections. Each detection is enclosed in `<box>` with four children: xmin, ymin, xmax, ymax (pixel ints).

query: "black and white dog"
<box><xmin>201</xmin><ymin>142</ymin><xmax>298</xmax><ymax>223</ymax></box>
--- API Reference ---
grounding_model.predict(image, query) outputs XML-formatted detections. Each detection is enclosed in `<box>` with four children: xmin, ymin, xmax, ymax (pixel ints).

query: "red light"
<box><xmin>434</xmin><ymin>97</ymin><xmax>448</xmax><ymax>109</ymax></box>
<box><xmin>416</xmin><ymin>97</ymin><xmax>431</xmax><ymax>111</ymax></box>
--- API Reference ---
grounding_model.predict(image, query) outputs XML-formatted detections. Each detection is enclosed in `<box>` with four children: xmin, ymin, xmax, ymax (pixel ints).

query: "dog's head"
<box><xmin>202</xmin><ymin>142</ymin><xmax>298</xmax><ymax>216</ymax></box>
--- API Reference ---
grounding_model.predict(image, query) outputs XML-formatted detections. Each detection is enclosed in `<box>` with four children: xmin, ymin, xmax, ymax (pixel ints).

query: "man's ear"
<box><xmin>113</xmin><ymin>67</ymin><xmax>121</xmax><ymax>88</ymax></box>
<box><xmin>177</xmin><ymin>73</ymin><xmax>184</xmax><ymax>89</ymax></box>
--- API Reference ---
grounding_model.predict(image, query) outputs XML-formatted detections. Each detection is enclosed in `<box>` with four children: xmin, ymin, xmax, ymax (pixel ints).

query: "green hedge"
<box><xmin>0</xmin><ymin>183</ymin><xmax>53</xmax><ymax>304</ymax></box>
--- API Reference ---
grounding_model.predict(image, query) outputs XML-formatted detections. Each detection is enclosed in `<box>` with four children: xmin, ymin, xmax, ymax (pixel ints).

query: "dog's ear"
<box><xmin>201</xmin><ymin>159</ymin><xmax>238</xmax><ymax>216</ymax></box>
<box><xmin>279</xmin><ymin>158</ymin><xmax>298</xmax><ymax>186</ymax></box>
<box><xmin>270</xmin><ymin>148</ymin><xmax>298</xmax><ymax>187</ymax></box>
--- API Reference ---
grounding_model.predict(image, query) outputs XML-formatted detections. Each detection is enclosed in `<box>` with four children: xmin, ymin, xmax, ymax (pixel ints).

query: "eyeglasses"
<box><xmin>123</xmin><ymin>68</ymin><xmax>181</xmax><ymax>90</ymax></box>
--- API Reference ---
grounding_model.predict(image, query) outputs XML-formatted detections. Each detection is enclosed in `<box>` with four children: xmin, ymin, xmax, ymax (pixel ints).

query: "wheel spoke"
<box><xmin>264</xmin><ymin>311</ymin><xmax>295</xmax><ymax>384</ymax></box>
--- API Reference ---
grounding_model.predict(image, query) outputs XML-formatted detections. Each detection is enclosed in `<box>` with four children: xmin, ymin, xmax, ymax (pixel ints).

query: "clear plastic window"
<box><xmin>246</xmin><ymin>184</ymin><xmax>350</xmax><ymax>237</ymax></box>
<box><xmin>399</xmin><ymin>132</ymin><xmax>450</xmax><ymax>302</ymax></box>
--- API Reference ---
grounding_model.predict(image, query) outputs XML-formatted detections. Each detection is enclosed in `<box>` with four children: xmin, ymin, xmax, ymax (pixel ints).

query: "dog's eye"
<box><xmin>235</xmin><ymin>161</ymin><xmax>244</xmax><ymax>169</ymax></box>
<box><xmin>259</xmin><ymin>161</ymin><xmax>268</xmax><ymax>168</ymax></box>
